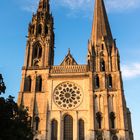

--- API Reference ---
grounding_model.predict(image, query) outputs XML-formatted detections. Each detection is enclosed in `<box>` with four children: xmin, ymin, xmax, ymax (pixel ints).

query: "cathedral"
<box><xmin>17</xmin><ymin>0</ymin><xmax>134</xmax><ymax>140</ymax></box>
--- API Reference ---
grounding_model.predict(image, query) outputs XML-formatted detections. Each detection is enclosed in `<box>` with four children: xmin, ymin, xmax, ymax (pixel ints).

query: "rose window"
<box><xmin>53</xmin><ymin>82</ymin><xmax>83</xmax><ymax>109</ymax></box>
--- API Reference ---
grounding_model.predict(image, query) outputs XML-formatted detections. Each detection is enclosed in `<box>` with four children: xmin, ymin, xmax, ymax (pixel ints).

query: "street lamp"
<box><xmin>0</xmin><ymin>74</ymin><xmax>6</xmax><ymax>94</ymax></box>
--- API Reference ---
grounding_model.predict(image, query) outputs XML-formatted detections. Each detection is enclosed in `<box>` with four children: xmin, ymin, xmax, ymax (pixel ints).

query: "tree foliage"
<box><xmin>0</xmin><ymin>96</ymin><xmax>33</xmax><ymax>140</ymax></box>
<box><xmin>0</xmin><ymin>74</ymin><xmax>6</xmax><ymax>95</ymax></box>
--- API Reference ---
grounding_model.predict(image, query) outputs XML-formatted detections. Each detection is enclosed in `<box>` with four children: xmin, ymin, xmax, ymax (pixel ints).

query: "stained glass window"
<box><xmin>51</xmin><ymin>119</ymin><xmax>58</xmax><ymax>140</ymax></box>
<box><xmin>79</xmin><ymin>119</ymin><xmax>85</xmax><ymax>140</ymax></box>
<box><xmin>64</xmin><ymin>115</ymin><xmax>73</xmax><ymax>140</ymax></box>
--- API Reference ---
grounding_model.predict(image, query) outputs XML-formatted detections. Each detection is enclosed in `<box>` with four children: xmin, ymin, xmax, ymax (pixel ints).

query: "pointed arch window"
<box><xmin>45</xmin><ymin>25</ymin><xmax>48</xmax><ymax>34</ymax></box>
<box><xmin>64</xmin><ymin>115</ymin><xmax>73</xmax><ymax>140</ymax></box>
<box><xmin>95</xmin><ymin>75</ymin><xmax>100</xmax><ymax>89</ymax></box>
<box><xmin>43</xmin><ymin>2</ymin><xmax>47</xmax><ymax>9</ymax></box>
<box><xmin>79</xmin><ymin>119</ymin><xmax>85</xmax><ymax>140</ymax></box>
<box><xmin>32</xmin><ymin>25</ymin><xmax>35</xmax><ymax>34</ymax></box>
<box><xmin>96</xmin><ymin>112</ymin><xmax>102</xmax><ymax>129</ymax></box>
<box><xmin>32</xmin><ymin>43</ymin><xmax>42</xmax><ymax>59</ymax></box>
<box><xmin>101</xmin><ymin>44</ymin><xmax>104</xmax><ymax>50</ymax></box>
<box><xmin>29</xmin><ymin>24</ymin><xmax>35</xmax><ymax>35</ymax></box>
<box><xmin>32</xmin><ymin>43</ymin><xmax>42</xmax><ymax>66</ymax></box>
<box><xmin>110</xmin><ymin>112</ymin><xmax>116</xmax><ymax>129</ymax></box>
<box><xmin>35</xmin><ymin>116</ymin><xmax>40</xmax><ymax>131</ymax></box>
<box><xmin>100</xmin><ymin>59</ymin><xmax>105</xmax><ymax>71</ymax></box>
<box><xmin>35</xmin><ymin>76</ymin><xmax>42</xmax><ymax>92</ymax></box>
<box><xmin>37</xmin><ymin>24</ymin><xmax>42</xmax><ymax>35</ymax></box>
<box><xmin>24</xmin><ymin>76</ymin><xmax>31</xmax><ymax>92</ymax></box>
<box><xmin>107</xmin><ymin>74</ymin><xmax>113</xmax><ymax>89</ymax></box>
<box><xmin>51</xmin><ymin>119</ymin><xmax>58</xmax><ymax>140</ymax></box>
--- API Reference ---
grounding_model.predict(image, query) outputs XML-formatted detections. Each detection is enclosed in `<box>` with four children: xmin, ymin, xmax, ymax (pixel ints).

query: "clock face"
<box><xmin>53</xmin><ymin>82</ymin><xmax>83</xmax><ymax>110</ymax></box>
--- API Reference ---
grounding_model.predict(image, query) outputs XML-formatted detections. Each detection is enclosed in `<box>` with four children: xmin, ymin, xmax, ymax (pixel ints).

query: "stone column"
<box><xmin>104</xmin><ymin>93</ymin><xmax>110</xmax><ymax>139</ymax></box>
<box><xmin>89</xmin><ymin>72</ymin><xmax>95</xmax><ymax>139</ymax></box>
<box><xmin>24</xmin><ymin>44</ymin><xmax>30</xmax><ymax>67</ymax></box>
<box><xmin>76</xmin><ymin>111</ymin><xmax>78</xmax><ymax>140</ymax></box>
<box><xmin>18</xmin><ymin>70</ymin><xmax>26</xmax><ymax>106</ymax></box>
<box><xmin>29</xmin><ymin>42</ymin><xmax>33</xmax><ymax>67</ymax></box>
<box><xmin>58</xmin><ymin>111</ymin><xmax>62</xmax><ymax>140</ymax></box>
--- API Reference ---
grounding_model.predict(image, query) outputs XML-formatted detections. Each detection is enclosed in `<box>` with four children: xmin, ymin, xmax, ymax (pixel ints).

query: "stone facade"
<box><xmin>17</xmin><ymin>0</ymin><xmax>133</xmax><ymax>140</ymax></box>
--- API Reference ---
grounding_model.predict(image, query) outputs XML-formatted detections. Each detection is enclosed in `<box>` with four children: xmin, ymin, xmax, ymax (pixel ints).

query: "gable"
<box><xmin>60</xmin><ymin>51</ymin><xmax>78</xmax><ymax>66</ymax></box>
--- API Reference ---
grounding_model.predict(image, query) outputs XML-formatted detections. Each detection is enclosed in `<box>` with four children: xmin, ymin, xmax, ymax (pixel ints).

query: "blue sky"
<box><xmin>0</xmin><ymin>0</ymin><xmax>140</xmax><ymax>139</ymax></box>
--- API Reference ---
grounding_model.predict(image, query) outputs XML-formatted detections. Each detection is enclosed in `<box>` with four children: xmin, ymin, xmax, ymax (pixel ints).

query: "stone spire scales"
<box><xmin>91</xmin><ymin>0</ymin><xmax>113</xmax><ymax>45</ymax></box>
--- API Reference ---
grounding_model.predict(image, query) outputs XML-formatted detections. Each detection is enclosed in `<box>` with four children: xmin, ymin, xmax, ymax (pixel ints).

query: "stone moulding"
<box><xmin>50</xmin><ymin>65</ymin><xmax>88</xmax><ymax>74</ymax></box>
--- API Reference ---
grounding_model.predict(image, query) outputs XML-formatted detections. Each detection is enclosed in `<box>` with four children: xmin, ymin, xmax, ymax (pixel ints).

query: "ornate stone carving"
<box><xmin>50</xmin><ymin>65</ymin><xmax>88</xmax><ymax>74</ymax></box>
<box><xmin>53</xmin><ymin>82</ymin><xmax>83</xmax><ymax>110</ymax></box>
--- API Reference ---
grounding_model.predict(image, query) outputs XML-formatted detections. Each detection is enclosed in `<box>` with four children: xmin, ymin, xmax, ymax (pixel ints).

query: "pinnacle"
<box><xmin>68</xmin><ymin>48</ymin><xmax>71</xmax><ymax>54</ymax></box>
<box><xmin>91</xmin><ymin>0</ymin><xmax>113</xmax><ymax>45</ymax></box>
<box><xmin>38</xmin><ymin>0</ymin><xmax>49</xmax><ymax>12</ymax></box>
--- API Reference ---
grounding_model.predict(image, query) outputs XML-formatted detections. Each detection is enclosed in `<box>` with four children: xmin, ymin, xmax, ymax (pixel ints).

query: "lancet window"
<box><xmin>107</xmin><ymin>74</ymin><xmax>113</xmax><ymax>89</ymax></box>
<box><xmin>64</xmin><ymin>115</ymin><xmax>73</xmax><ymax>140</ymax></box>
<box><xmin>100</xmin><ymin>59</ymin><xmax>105</xmax><ymax>71</ymax></box>
<box><xmin>35</xmin><ymin>76</ymin><xmax>42</xmax><ymax>92</ymax></box>
<box><xmin>96</xmin><ymin>112</ymin><xmax>102</xmax><ymax>129</ymax></box>
<box><xmin>110</xmin><ymin>112</ymin><xmax>116</xmax><ymax>129</ymax></box>
<box><xmin>24</xmin><ymin>76</ymin><xmax>31</xmax><ymax>92</ymax></box>
<box><xmin>51</xmin><ymin>119</ymin><xmax>58</xmax><ymax>140</ymax></box>
<box><xmin>32</xmin><ymin>43</ymin><xmax>42</xmax><ymax>66</ymax></box>
<box><xmin>45</xmin><ymin>25</ymin><xmax>48</xmax><ymax>34</ymax></box>
<box><xmin>37</xmin><ymin>24</ymin><xmax>42</xmax><ymax>35</ymax></box>
<box><xmin>79</xmin><ymin>119</ymin><xmax>85</xmax><ymax>140</ymax></box>
<box><xmin>95</xmin><ymin>75</ymin><xmax>100</xmax><ymax>89</ymax></box>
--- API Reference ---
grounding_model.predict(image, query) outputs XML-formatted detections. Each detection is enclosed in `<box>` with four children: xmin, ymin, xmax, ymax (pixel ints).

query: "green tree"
<box><xmin>0</xmin><ymin>74</ymin><xmax>33</xmax><ymax>140</ymax></box>
<box><xmin>0</xmin><ymin>74</ymin><xmax>6</xmax><ymax>95</ymax></box>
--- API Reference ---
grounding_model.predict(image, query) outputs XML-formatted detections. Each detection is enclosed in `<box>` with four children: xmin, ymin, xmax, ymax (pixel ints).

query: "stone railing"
<box><xmin>50</xmin><ymin>65</ymin><xmax>88</xmax><ymax>74</ymax></box>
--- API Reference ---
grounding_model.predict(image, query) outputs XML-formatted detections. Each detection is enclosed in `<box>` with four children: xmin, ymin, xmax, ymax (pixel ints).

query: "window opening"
<box><xmin>107</xmin><ymin>75</ymin><xmax>112</xmax><ymax>89</ymax></box>
<box><xmin>35</xmin><ymin>76</ymin><xmax>42</xmax><ymax>92</ymax></box>
<box><xmin>96</xmin><ymin>112</ymin><xmax>102</xmax><ymax>129</ymax></box>
<box><xmin>110</xmin><ymin>112</ymin><xmax>115</xmax><ymax>129</ymax></box>
<box><xmin>37</xmin><ymin>24</ymin><xmax>42</xmax><ymax>35</ymax></box>
<box><xmin>95</xmin><ymin>75</ymin><xmax>100</xmax><ymax>89</ymax></box>
<box><xmin>79</xmin><ymin>119</ymin><xmax>85</xmax><ymax>140</ymax></box>
<box><xmin>64</xmin><ymin>115</ymin><xmax>73</xmax><ymax>140</ymax></box>
<box><xmin>100</xmin><ymin>59</ymin><xmax>105</xmax><ymax>71</ymax></box>
<box><xmin>51</xmin><ymin>119</ymin><xmax>58</xmax><ymax>140</ymax></box>
<box><xmin>24</xmin><ymin>76</ymin><xmax>31</xmax><ymax>92</ymax></box>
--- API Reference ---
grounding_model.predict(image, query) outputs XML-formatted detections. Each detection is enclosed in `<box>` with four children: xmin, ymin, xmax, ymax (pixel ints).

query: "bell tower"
<box><xmin>87</xmin><ymin>0</ymin><xmax>133</xmax><ymax>139</ymax></box>
<box><xmin>18</xmin><ymin>0</ymin><xmax>55</xmax><ymax>139</ymax></box>
<box><xmin>87</xmin><ymin>0</ymin><xmax>118</xmax><ymax>72</ymax></box>
<box><xmin>24</xmin><ymin>0</ymin><xmax>54</xmax><ymax>68</ymax></box>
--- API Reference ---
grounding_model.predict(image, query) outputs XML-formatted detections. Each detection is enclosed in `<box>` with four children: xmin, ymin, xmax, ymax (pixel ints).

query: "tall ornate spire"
<box><xmin>38</xmin><ymin>0</ymin><xmax>50</xmax><ymax>12</ymax></box>
<box><xmin>24</xmin><ymin>0</ymin><xmax>54</xmax><ymax>68</ymax></box>
<box><xmin>91</xmin><ymin>0</ymin><xmax>113</xmax><ymax>45</ymax></box>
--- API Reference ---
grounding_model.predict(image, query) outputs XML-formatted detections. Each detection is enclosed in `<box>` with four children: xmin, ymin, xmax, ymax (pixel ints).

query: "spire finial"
<box><xmin>38</xmin><ymin>0</ymin><xmax>50</xmax><ymax>12</ymax></box>
<box><xmin>91</xmin><ymin>0</ymin><xmax>113</xmax><ymax>45</ymax></box>
<box><xmin>68</xmin><ymin>48</ymin><xmax>70</xmax><ymax>54</ymax></box>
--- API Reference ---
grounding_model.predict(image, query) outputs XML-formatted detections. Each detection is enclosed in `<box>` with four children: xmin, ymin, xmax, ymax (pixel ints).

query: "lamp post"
<box><xmin>0</xmin><ymin>74</ymin><xmax>6</xmax><ymax>95</ymax></box>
